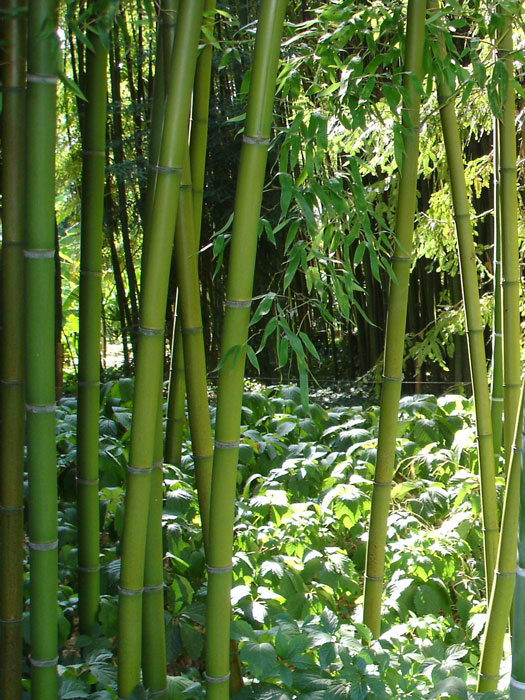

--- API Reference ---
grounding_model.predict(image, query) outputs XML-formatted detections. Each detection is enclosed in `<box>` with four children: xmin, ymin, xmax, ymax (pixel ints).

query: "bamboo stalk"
<box><xmin>76</xmin><ymin>22</ymin><xmax>108</xmax><ymax>636</ymax></box>
<box><xmin>25</xmin><ymin>0</ymin><xmax>58</xmax><ymax>696</ymax></box>
<box><xmin>142</xmin><ymin>395</ymin><xmax>167</xmax><ymax>700</ymax></box>
<box><xmin>0</xmin><ymin>0</ymin><xmax>25</xmax><ymax>695</ymax></box>
<box><xmin>497</xmin><ymin>14</ymin><xmax>520</xmax><ymax>472</ymax></box>
<box><xmin>117</xmin><ymin>2</ymin><xmax>204</xmax><ymax>697</ymax></box>
<box><xmin>511</xmin><ymin>400</ymin><xmax>525</xmax><ymax>699</ymax></box>
<box><xmin>165</xmin><ymin>314</ymin><xmax>186</xmax><ymax>467</ymax></box>
<box><xmin>362</xmin><ymin>0</ymin><xmax>427</xmax><ymax>638</ymax></box>
<box><xmin>491</xmin><ymin>118</ymin><xmax>503</xmax><ymax>458</ymax></box>
<box><xmin>477</xmin><ymin>382</ymin><xmax>524</xmax><ymax>692</ymax></box>
<box><xmin>434</xmin><ymin>9</ymin><xmax>498</xmax><ymax>598</ymax></box>
<box><xmin>205</xmin><ymin>3</ymin><xmax>288</xmax><ymax>699</ymax></box>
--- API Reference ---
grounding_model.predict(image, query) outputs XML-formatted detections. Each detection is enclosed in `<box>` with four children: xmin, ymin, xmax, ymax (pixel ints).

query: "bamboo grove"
<box><xmin>0</xmin><ymin>0</ymin><xmax>525</xmax><ymax>698</ymax></box>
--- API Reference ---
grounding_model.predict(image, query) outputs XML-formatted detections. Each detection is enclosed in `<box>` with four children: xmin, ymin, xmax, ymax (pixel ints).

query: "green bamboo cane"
<box><xmin>205</xmin><ymin>3</ymin><xmax>287</xmax><ymax>699</ymax></box>
<box><xmin>173</xmin><ymin>149</ymin><xmax>213</xmax><ymax>550</ymax></box>
<box><xmin>511</xmin><ymin>397</ymin><xmax>525</xmax><ymax>698</ymax></box>
<box><xmin>0</xmin><ymin>0</ymin><xmax>25</xmax><ymax>695</ymax></box>
<box><xmin>362</xmin><ymin>0</ymin><xmax>427</xmax><ymax>638</ymax></box>
<box><xmin>165</xmin><ymin>315</ymin><xmax>186</xmax><ymax>467</ymax></box>
<box><xmin>491</xmin><ymin>118</ymin><xmax>503</xmax><ymax>458</ymax></box>
<box><xmin>117</xmin><ymin>2</ymin><xmax>203</xmax><ymax>697</ymax></box>
<box><xmin>477</xmin><ymin>382</ymin><xmax>524</xmax><ymax>692</ymax></box>
<box><xmin>434</xmin><ymin>12</ymin><xmax>498</xmax><ymax>598</ymax></box>
<box><xmin>165</xmin><ymin>0</ymin><xmax>215</xmax><ymax>467</ymax></box>
<box><xmin>76</xmin><ymin>23</ymin><xmax>108</xmax><ymax>637</ymax></box>
<box><xmin>497</xmin><ymin>14</ymin><xmax>520</xmax><ymax>472</ymax></box>
<box><xmin>25</xmin><ymin>0</ymin><xmax>58</xmax><ymax>696</ymax></box>
<box><xmin>142</xmin><ymin>394</ymin><xmax>167</xmax><ymax>700</ymax></box>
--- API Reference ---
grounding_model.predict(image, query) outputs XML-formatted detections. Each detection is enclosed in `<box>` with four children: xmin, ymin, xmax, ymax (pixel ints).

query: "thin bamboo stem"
<box><xmin>477</xmin><ymin>383</ymin><xmax>524</xmax><ymax>692</ymax></box>
<box><xmin>0</xmin><ymin>0</ymin><xmax>25</xmax><ymax>695</ymax></box>
<box><xmin>434</xmin><ymin>10</ymin><xmax>498</xmax><ymax>598</ymax></box>
<box><xmin>362</xmin><ymin>0</ymin><xmax>427</xmax><ymax>638</ymax></box>
<box><xmin>205</xmin><ymin>4</ymin><xmax>288</xmax><ymax>699</ymax></box>
<box><xmin>498</xmin><ymin>15</ymin><xmax>520</xmax><ymax>471</ymax></box>
<box><xmin>491</xmin><ymin>118</ymin><xmax>503</xmax><ymax>458</ymax></box>
<box><xmin>117</xmin><ymin>2</ymin><xmax>203</xmax><ymax>697</ymax></box>
<box><xmin>77</xmin><ymin>24</ymin><xmax>108</xmax><ymax>636</ymax></box>
<box><xmin>25</xmin><ymin>0</ymin><xmax>58</xmax><ymax>696</ymax></box>
<box><xmin>511</xmin><ymin>399</ymin><xmax>525</xmax><ymax>699</ymax></box>
<box><xmin>165</xmin><ymin>305</ymin><xmax>186</xmax><ymax>467</ymax></box>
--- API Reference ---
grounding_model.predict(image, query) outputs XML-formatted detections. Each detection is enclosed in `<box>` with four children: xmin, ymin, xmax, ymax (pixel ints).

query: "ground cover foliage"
<box><xmin>45</xmin><ymin>382</ymin><xmax>507</xmax><ymax>699</ymax></box>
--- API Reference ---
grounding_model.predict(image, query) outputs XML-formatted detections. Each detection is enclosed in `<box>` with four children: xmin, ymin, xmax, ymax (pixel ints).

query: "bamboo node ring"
<box><xmin>194</xmin><ymin>454</ymin><xmax>213</xmax><ymax>461</ymax></box>
<box><xmin>23</xmin><ymin>249</ymin><xmax>55</xmax><ymax>259</ymax></box>
<box><xmin>0</xmin><ymin>380</ymin><xmax>23</xmax><ymax>386</ymax></box>
<box><xmin>511</xmin><ymin>677</ymin><xmax>525</xmax><ymax>690</ymax></box>
<box><xmin>479</xmin><ymin>673</ymin><xmax>500</xmax><ymax>680</ymax></box>
<box><xmin>0</xmin><ymin>617</ymin><xmax>23</xmax><ymax>624</ymax></box>
<box><xmin>150</xmin><ymin>687</ymin><xmax>169</xmax><ymax>698</ymax></box>
<box><xmin>373</xmin><ymin>481</ymin><xmax>392</xmax><ymax>488</ymax></box>
<box><xmin>364</xmin><ymin>574</ymin><xmax>383</xmax><ymax>582</ymax></box>
<box><xmin>78</xmin><ymin>380</ymin><xmax>101</xmax><ymax>386</ymax></box>
<box><xmin>76</xmin><ymin>477</ymin><xmax>99</xmax><ymax>486</ymax></box>
<box><xmin>382</xmin><ymin>374</ymin><xmax>403</xmax><ymax>382</ymax></box>
<box><xmin>499</xmin><ymin>166</ymin><xmax>517</xmax><ymax>173</ymax></box>
<box><xmin>28</xmin><ymin>539</ymin><xmax>58</xmax><ymax>551</ymax></box>
<box><xmin>516</xmin><ymin>565</ymin><xmax>525</xmax><ymax>578</ymax></box>
<box><xmin>148</xmin><ymin>162</ymin><xmax>182</xmax><ymax>174</ymax></box>
<box><xmin>152</xmin><ymin>460</ymin><xmax>164</xmax><ymax>470</ymax></box>
<box><xmin>491</xmin><ymin>397</ymin><xmax>503</xmax><ymax>402</ymax></box>
<box><xmin>126</xmin><ymin>465</ymin><xmax>150</xmax><ymax>475</ymax></box>
<box><xmin>81</xmin><ymin>149</ymin><xmax>105</xmax><ymax>157</ymax></box>
<box><xmin>225</xmin><ymin>298</ymin><xmax>252</xmax><ymax>308</ymax></box>
<box><xmin>182</xmin><ymin>326</ymin><xmax>203</xmax><ymax>335</ymax></box>
<box><xmin>1</xmin><ymin>85</ymin><xmax>25</xmax><ymax>93</ymax></box>
<box><xmin>27</xmin><ymin>73</ymin><xmax>57</xmax><ymax>84</ymax></box>
<box><xmin>390</xmin><ymin>256</ymin><xmax>411</xmax><ymax>263</ymax></box>
<box><xmin>204</xmin><ymin>672</ymin><xmax>231</xmax><ymax>684</ymax></box>
<box><xmin>0</xmin><ymin>505</ymin><xmax>24</xmax><ymax>512</ymax></box>
<box><xmin>78</xmin><ymin>565</ymin><xmax>100</xmax><ymax>573</ymax></box>
<box><xmin>29</xmin><ymin>655</ymin><xmax>59</xmax><ymax>668</ymax></box>
<box><xmin>243</xmin><ymin>134</ymin><xmax>270</xmax><ymax>145</ymax></box>
<box><xmin>119</xmin><ymin>586</ymin><xmax>143</xmax><ymax>596</ymax></box>
<box><xmin>215</xmin><ymin>440</ymin><xmax>240</xmax><ymax>450</ymax></box>
<box><xmin>3</xmin><ymin>240</ymin><xmax>24</xmax><ymax>246</ymax></box>
<box><xmin>80</xmin><ymin>269</ymin><xmax>103</xmax><ymax>277</ymax></box>
<box><xmin>26</xmin><ymin>402</ymin><xmax>56</xmax><ymax>414</ymax></box>
<box><xmin>143</xmin><ymin>583</ymin><xmax>164</xmax><ymax>592</ymax></box>
<box><xmin>494</xmin><ymin>570</ymin><xmax>514</xmax><ymax>578</ymax></box>
<box><xmin>206</xmin><ymin>563</ymin><xmax>233</xmax><ymax>574</ymax></box>
<box><xmin>453</xmin><ymin>213</ymin><xmax>470</xmax><ymax>220</ymax></box>
<box><xmin>138</xmin><ymin>326</ymin><xmax>164</xmax><ymax>336</ymax></box>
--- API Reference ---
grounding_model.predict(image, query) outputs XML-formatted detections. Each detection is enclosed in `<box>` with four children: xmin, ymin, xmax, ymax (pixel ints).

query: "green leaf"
<box><xmin>428</xmin><ymin>676</ymin><xmax>468</xmax><ymax>700</ymax></box>
<box><xmin>245</xmin><ymin>343</ymin><xmax>260</xmax><ymax>372</ymax></box>
<box><xmin>179</xmin><ymin>621</ymin><xmax>204</xmax><ymax>660</ymax></box>
<box><xmin>58</xmin><ymin>677</ymin><xmax>90</xmax><ymax>699</ymax></box>
<box><xmin>240</xmin><ymin>641</ymin><xmax>278</xmax><ymax>678</ymax></box>
<box><xmin>280</xmin><ymin>172</ymin><xmax>293</xmax><ymax>216</ymax></box>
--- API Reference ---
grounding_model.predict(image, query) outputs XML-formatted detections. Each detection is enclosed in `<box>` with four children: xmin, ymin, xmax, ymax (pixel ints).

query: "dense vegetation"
<box><xmin>1</xmin><ymin>0</ymin><xmax>525</xmax><ymax>699</ymax></box>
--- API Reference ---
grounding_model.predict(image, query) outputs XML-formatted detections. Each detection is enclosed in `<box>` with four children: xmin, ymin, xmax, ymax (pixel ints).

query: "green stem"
<box><xmin>490</xmin><ymin>118</ymin><xmax>503</xmax><ymax>458</ymax></box>
<box><xmin>25</xmin><ymin>0</ymin><xmax>58</xmax><ymax>696</ymax></box>
<box><xmin>117</xmin><ymin>3</ymin><xmax>204</xmax><ymax>697</ymax></box>
<box><xmin>362</xmin><ymin>0</ymin><xmax>427</xmax><ymax>638</ymax></box>
<box><xmin>77</xmin><ymin>24</ymin><xmax>108</xmax><ymax>636</ymax></box>
<box><xmin>205</xmin><ymin>3</ymin><xmax>288</xmax><ymax>699</ymax></box>
<box><xmin>0</xmin><ymin>0</ymin><xmax>25</xmax><ymax>694</ymax></box>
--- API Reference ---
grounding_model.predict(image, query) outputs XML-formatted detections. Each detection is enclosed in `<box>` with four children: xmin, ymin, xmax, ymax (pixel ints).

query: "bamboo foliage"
<box><xmin>0</xmin><ymin>0</ymin><xmax>25</xmax><ymax>695</ymax></box>
<box><xmin>76</xmin><ymin>22</ymin><xmax>108</xmax><ymax>637</ymax></box>
<box><xmin>117</xmin><ymin>2</ymin><xmax>204</xmax><ymax>697</ymax></box>
<box><xmin>434</xmin><ymin>9</ymin><xmax>499</xmax><ymax>597</ymax></box>
<box><xmin>362</xmin><ymin>0</ymin><xmax>427</xmax><ymax>638</ymax></box>
<box><xmin>24</xmin><ymin>0</ymin><xmax>58</xmax><ymax>696</ymax></box>
<box><xmin>204</xmin><ymin>3</ymin><xmax>288</xmax><ymax>700</ymax></box>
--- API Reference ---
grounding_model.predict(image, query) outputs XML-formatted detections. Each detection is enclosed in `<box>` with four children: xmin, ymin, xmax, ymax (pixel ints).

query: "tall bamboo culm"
<box><xmin>511</xmin><ymin>391</ymin><xmax>525</xmax><ymax>698</ymax></box>
<box><xmin>25</xmin><ymin>0</ymin><xmax>58</xmax><ymax>696</ymax></box>
<box><xmin>117</xmin><ymin>2</ymin><xmax>203</xmax><ymax>697</ymax></box>
<box><xmin>497</xmin><ymin>12</ymin><xmax>520</xmax><ymax>471</ymax></box>
<box><xmin>77</xmin><ymin>24</ymin><xmax>108</xmax><ymax>636</ymax></box>
<box><xmin>490</xmin><ymin>119</ymin><xmax>503</xmax><ymax>458</ymax></box>
<box><xmin>434</xmin><ymin>8</ymin><xmax>498</xmax><ymax>597</ymax></box>
<box><xmin>0</xmin><ymin>0</ymin><xmax>25</xmax><ymax>695</ymax></box>
<box><xmin>362</xmin><ymin>0</ymin><xmax>427</xmax><ymax>638</ymax></box>
<box><xmin>477</xmin><ymin>383</ymin><xmax>524</xmax><ymax>692</ymax></box>
<box><xmin>165</xmin><ymin>0</ymin><xmax>216</xmax><ymax>468</ymax></box>
<box><xmin>205</xmin><ymin>3</ymin><xmax>288</xmax><ymax>699</ymax></box>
